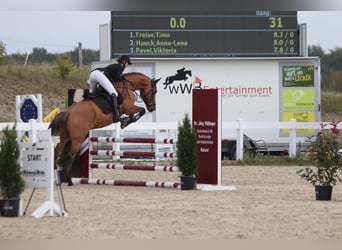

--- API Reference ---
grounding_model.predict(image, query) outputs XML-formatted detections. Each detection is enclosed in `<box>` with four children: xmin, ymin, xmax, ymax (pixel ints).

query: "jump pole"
<box><xmin>89</xmin><ymin>150</ymin><xmax>176</xmax><ymax>158</ymax></box>
<box><xmin>90</xmin><ymin>137</ymin><xmax>176</xmax><ymax>144</ymax></box>
<box><xmin>90</xmin><ymin>163</ymin><xmax>179</xmax><ymax>172</ymax></box>
<box><xmin>72</xmin><ymin>178</ymin><xmax>180</xmax><ymax>189</ymax></box>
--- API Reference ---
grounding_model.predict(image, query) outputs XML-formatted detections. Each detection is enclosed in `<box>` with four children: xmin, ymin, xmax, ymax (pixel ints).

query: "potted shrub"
<box><xmin>296</xmin><ymin>121</ymin><xmax>342</xmax><ymax>200</ymax></box>
<box><xmin>176</xmin><ymin>114</ymin><xmax>198</xmax><ymax>190</ymax></box>
<box><xmin>0</xmin><ymin>124</ymin><xmax>25</xmax><ymax>216</ymax></box>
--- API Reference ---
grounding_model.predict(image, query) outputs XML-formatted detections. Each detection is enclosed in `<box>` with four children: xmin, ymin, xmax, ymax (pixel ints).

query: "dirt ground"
<box><xmin>0</xmin><ymin>165</ymin><xmax>342</xmax><ymax>240</ymax></box>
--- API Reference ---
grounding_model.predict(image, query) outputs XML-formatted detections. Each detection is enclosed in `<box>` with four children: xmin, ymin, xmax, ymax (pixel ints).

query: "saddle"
<box><xmin>83</xmin><ymin>86</ymin><xmax>122</xmax><ymax>114</ymax></box>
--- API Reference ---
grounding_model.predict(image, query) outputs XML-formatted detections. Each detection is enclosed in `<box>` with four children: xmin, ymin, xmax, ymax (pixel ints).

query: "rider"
<box><xmin>87</xmin><ymin>55</ymin><xmax>132</xmax><ymax>122</ymax></box>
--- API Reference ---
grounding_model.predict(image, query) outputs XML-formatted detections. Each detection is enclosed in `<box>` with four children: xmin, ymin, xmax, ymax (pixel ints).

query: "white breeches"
<box><xmin>88</xmin><ymin>70</ymin><xmax>118</xmax><ymax>96</ymax></box>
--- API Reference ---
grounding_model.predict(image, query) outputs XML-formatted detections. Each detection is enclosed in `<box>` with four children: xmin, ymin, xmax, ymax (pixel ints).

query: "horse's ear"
<box><xmin>153</xmin><ymin>78</ymin><xmax>161</xmax><ymax>84</ymax></box>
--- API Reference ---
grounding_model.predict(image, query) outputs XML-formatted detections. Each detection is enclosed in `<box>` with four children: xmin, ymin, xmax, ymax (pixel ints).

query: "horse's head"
<box><xmin>143</xmin><ymin>77</ymin><xmax>160</xmax><ymax>112</ymax></box>
<box><xmin>124</xmin><ymin>73</ymin><xmax>160</xmax><ymax>113</ymax></box>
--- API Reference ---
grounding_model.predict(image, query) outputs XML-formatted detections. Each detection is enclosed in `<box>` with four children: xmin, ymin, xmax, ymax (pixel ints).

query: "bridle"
<box><xmin>140</xmin><ymin>79</ymin><xmax>157</xmax><ymax>110</ymax></box>
<box><xmin>116</xmin><ymin>77</ymin><xmax>158</xmax><ymax>111</ymax></box>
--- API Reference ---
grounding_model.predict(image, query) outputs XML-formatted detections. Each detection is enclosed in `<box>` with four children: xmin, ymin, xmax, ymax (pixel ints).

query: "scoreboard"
<box><xmin>111</xmin><ymin>11</ymin><xmax>299</xmax><ymax>57</ymax></box>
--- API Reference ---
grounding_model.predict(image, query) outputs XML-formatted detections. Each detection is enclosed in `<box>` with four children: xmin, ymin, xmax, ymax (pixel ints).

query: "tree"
<box><xmin>54</xmin><ymin>54</ymin><xmax>74</xmax><ymax>80</ymax></box>
<box><xmin>176</xmin><ymin>114</ymin><xmax>198</xmax><ymax>177</ymax></box>
<box><xmin>308</xmin><ymin>45</ymin><xmax>325</xmax><ymax>58</ymax></box>
<box><xmin>69</xmin><ymin>47</ymin><xmax>99</xmax><ymax>65</ymax></box>
<box><xmin>30</xmin><ymin>47</ymin><xmax>55</xmax><ymax>63</ymax></box>
<box><xmin>326</xmin><ymin>47</ymin><xmax>342</xmax><ymax>71</ymax></box>
<box><xmin>0</xmin><ymin>41</ymin><xmax>6</xmax><ymax>65</ymax></box>
<box><xmin>0</xmin><ymin>125</ymin><xmax>25</xmax><ymax>198</ymax></box>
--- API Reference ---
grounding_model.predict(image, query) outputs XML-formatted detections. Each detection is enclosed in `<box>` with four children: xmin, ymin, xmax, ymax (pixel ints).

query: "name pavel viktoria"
<box><xmin>135</xmin><ymin>47</ymin><xmax>178</xmax><ymax>54</ymax></box>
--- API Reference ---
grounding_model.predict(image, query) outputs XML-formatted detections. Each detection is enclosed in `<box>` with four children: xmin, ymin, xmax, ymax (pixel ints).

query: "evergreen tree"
<box><xmin>0</xmin><ymin>41</ymin><xmax>6</xmax><ymax>65</ymax></box>
<box><xmin>0</xmin><ymin>125</ymin><xmax>25</xmax><ymax>198</ymax></box>
<box><xmin>176</xmin><ymin>114</ymin><xmax>198</xmax><ymax>176</ymax></box>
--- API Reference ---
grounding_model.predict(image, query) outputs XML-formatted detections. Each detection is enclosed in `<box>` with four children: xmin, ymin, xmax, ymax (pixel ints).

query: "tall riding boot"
<box><xmin>111</xmin><ymin>94</ymin><xmax>121</xmax><ymax>122</ymax></box>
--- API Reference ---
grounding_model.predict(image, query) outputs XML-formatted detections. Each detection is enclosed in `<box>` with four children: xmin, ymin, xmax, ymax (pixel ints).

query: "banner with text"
<box><xmin>193</xmin><ymin>89</ymin><xmax>221</xmax><ymax>185</ymax></box>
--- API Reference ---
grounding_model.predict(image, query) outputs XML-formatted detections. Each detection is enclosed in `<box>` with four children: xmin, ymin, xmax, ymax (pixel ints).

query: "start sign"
<box><xmin>21</xmin><ymin>142</ymin><xmax>53</xmax><ymax>188</ymax></box>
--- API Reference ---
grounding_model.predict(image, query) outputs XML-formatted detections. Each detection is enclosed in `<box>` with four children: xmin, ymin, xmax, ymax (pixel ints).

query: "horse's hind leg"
<box><xmin>64</xmin><ymin>138</ymin><xmax>84</xmax><ymax>186</ymax></box>
<box><xmin>65</xmin><ymin>152</ymin><xmax>75</xmax><ymax>186</ymax></box>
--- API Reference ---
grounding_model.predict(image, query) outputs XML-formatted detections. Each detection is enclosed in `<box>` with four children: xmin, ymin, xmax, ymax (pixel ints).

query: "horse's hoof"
<box><xmin>67</xmin><ymin>177</ymin><xmax>73</xmax><ymax>186</ymax></box>
<box><xmin>120</xmin><ymin>119</ymin><xmax>130</xmax><ymax>129</ymax></box>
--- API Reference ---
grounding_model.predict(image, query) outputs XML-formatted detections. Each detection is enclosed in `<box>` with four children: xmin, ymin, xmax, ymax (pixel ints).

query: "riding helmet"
<box><xmin>117</xmin><ymin>55</ymin><xmax>132</xmax><ymax>65</ymax></box>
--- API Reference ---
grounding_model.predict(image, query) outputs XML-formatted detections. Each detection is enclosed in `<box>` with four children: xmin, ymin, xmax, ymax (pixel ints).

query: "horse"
<box><xmin>49</xmin><ymin>72</ymin><xmax>160</xmax><ymax>186</ymax></box>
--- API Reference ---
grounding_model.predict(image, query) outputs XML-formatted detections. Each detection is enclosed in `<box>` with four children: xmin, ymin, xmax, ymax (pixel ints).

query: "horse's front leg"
<box><xmin>120</xmin><ymin>106</ymin><xmax>146</xmax><ymax>129</ymax></box>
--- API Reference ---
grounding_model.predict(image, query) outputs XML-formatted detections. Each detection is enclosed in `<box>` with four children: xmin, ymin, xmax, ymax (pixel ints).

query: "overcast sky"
<box><xmin>0</xmin><ymin>11</ymin><xmax>341</xmax><ymax>55</ymax></box>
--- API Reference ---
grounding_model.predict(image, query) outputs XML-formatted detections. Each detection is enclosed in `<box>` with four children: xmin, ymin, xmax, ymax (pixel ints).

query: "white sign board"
<box><xmin>21</xmin><ymin>142</ymin><xmax>53</xmax><ymax>188</ymax></box>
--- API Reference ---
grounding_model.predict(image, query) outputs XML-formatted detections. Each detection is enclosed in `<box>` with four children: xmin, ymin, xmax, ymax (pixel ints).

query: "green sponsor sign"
<box><xmin>282</xmin><ymin>65</ymin><xmax>315</xmax><ymax>87</ymax></box>
<box><xmin>282</xmin><ymin>88</ymin><xmax>315</xmax><ymax>110</ymax></box>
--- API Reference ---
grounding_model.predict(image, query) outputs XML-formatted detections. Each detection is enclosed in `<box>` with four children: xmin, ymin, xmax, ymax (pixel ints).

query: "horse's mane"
<box><xmin>123</xmin><ymin>72</ymin><xmax>150</xmax><ymax>79</ymax></box>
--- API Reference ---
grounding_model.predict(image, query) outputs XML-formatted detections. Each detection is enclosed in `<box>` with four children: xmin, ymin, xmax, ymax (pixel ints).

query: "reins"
<box><xmin>114</xmin><ymin>75</ymin><xmax>156</xmax><ymax>108</ymax></box>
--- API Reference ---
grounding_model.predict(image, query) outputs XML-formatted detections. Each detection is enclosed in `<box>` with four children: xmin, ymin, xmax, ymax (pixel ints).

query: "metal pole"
<box><xmin>23</xmin><ymin>188</ymin><xmax>36</xmax><ymax>216</ymax></box>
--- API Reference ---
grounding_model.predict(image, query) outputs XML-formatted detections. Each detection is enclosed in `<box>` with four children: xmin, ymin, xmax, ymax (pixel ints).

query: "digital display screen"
<box><xmin>111</xmin><ymin>11</ymin><xmax>299</xmax><ymax>57</ymax></box>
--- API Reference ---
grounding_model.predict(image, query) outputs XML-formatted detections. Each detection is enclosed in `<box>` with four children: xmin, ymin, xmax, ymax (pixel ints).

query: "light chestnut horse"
<box><xmin>49</xmin><ymin>72</ymin><xmax>160</xmax><ymax>185</ymax></box>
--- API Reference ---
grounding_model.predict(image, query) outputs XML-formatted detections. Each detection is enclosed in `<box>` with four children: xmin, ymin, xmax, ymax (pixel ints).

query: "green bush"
<box><xmin>0</xmin><ymin>41</ymin><xmax>6</xmax><ymax>65</ymax></box>
<box><xmin>176</xmin><ymin>114</ymin><xmax>198</xmax><ymax>176</ymax></box>
<box><xmin>54</xmin><ymin>54</ymin><xmax>74</xmax><ymax>80</ymax></box>
<box><xmin>0</xmin><ymin>125</ymin><xmax>25</xmax><ymax>198</ymax></box>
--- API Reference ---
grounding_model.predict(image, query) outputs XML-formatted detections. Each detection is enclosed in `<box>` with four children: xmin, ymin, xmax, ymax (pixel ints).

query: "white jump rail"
<box><xmin>89</xmin><ymin>122</ymin><xmax>178</xmax><ymax>160</ymax></box>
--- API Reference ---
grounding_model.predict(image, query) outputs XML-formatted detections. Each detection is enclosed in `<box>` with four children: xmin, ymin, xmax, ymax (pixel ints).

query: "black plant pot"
<box><xmin>0</xmin><ymin>198</ymin><xmax>20</xmax><ymax>217</ymax></box>
<box><xmin>180</xmin><ymin>176</ymin><xmax>197</xmax><ymax>190</ymax></box>
<box><xmin>315</xmin><ymin>185</ymin><xmax>333</xmax><ymax>201</ymax></box>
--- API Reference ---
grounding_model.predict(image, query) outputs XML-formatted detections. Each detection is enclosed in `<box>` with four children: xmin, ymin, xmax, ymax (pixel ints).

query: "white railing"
<box><xmin>1</xmin><ymin>119</ymin><xmax>339</xmax><ymax>160</ymax></box>
<box><xmin>223</xmin><ymin>119</ymin><xmax>327</xmax><ymax>160</ymax></box>
<box><xmin>0</xmin><ymin>120</ymin><xmax>49</xmax><ymax>143</ymax></box>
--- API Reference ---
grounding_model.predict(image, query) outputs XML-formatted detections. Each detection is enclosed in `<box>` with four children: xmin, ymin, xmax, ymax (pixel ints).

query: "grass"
<box><xmin>0</xmin><ymin>62</ymin><xmax>90</xmax><ymax>81</ymax></box>
<box><xmin>321</xmin><ymin>91</ymin><xmax>342</xmax><ymax>117</ymax></box>
<box><xmin>0</xmin><ymin>63</ymin><xmax>90</xmax><ymax>94</ymax></box>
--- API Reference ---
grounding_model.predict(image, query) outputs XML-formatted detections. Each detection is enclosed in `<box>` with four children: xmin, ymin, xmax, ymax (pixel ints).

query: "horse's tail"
<box><xmin>48</xmin><ymin>111</ymin><xmax>69</xmax><ymax>136</ymax></box>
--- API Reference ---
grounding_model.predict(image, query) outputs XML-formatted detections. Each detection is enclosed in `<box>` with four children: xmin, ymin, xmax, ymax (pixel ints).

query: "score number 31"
<box><xmin>269</xmin><ymin>17</ymin><xmax>283</xmax><ymax>28</ymax></box>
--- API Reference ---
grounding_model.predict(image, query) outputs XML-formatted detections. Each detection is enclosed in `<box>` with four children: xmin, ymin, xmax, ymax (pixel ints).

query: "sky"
<box><xmin>0</xmin><ymin>11</ymin><xmax>342</xmax><ymax>55</ymax></box>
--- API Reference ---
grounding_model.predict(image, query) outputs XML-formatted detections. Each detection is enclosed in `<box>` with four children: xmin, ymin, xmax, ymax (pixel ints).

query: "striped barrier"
<box><xmin>72</xmin><ymin>178</ymin><xmax>181</xmax><ymax>189</ymax></box>
<box><xmin>89</xmin><ymin>150</ymin><xmax>176</xmax><ymax>158</ymax></box>
<box><xmin>90</xmin><ymin>136</ymin><xmax>176</xmax><ymax>144</ymax></box>
<box><xmin>90</xmin><ymin>163</ymin><xmax>179</xmax><ymax>172</ymax></box>
<box><xmin>73</xmin><ymin>135</ymin><xmax>180</xmax><ymax>189</ymax></box>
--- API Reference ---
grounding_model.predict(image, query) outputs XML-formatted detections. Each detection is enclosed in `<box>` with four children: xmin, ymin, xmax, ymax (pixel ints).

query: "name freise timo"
<box><xmin>133</xmin><ymin>32</ymin><xmax>188</xmax><ymax>54</ymax></box>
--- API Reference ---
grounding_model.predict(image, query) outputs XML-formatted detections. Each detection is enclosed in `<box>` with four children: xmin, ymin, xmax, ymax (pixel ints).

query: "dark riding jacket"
<box><xmin>95</xmin><ymin>63</ymin><xmax>125</xmax><ymax>81</ymax></box>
